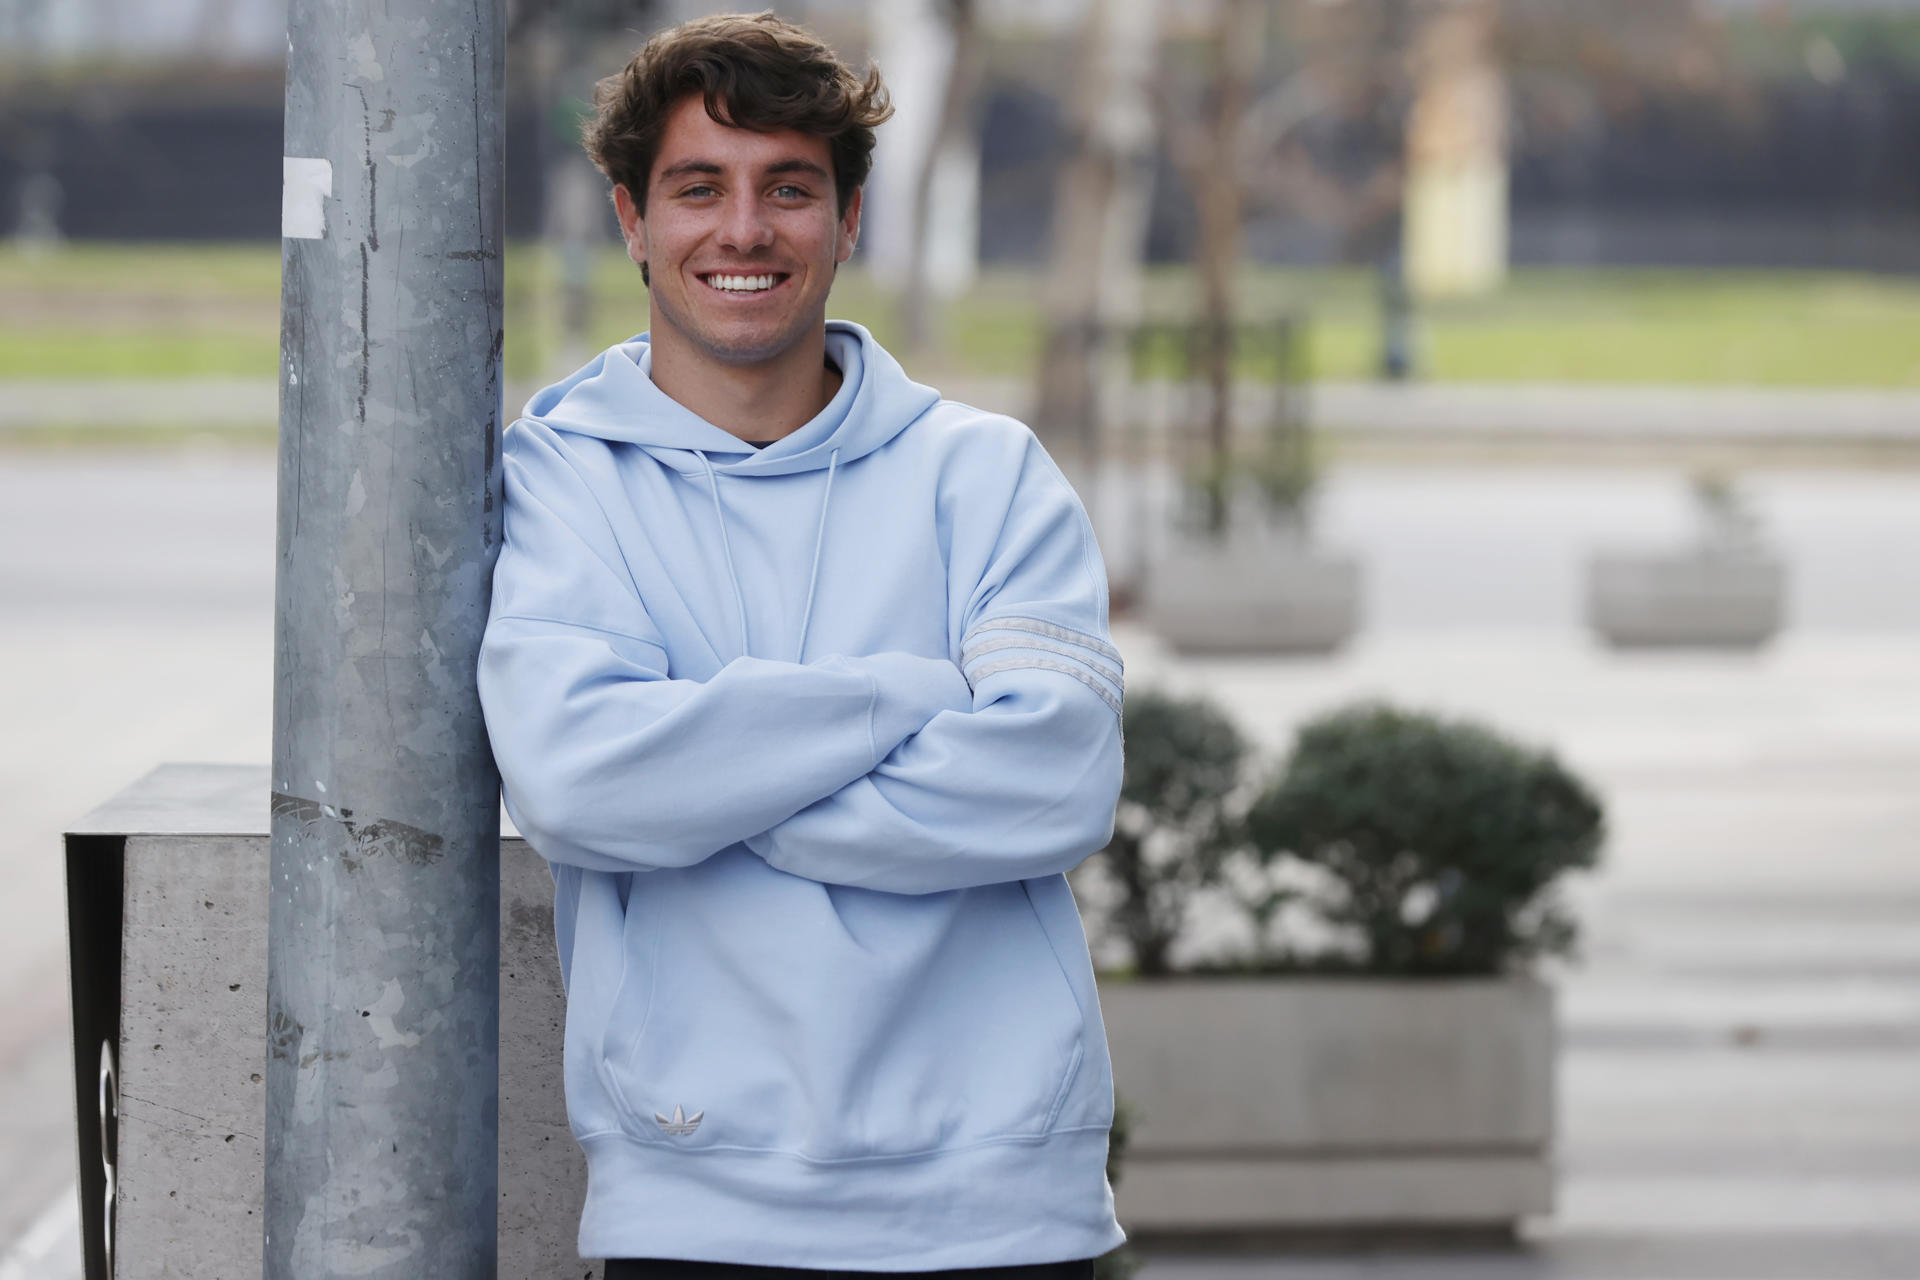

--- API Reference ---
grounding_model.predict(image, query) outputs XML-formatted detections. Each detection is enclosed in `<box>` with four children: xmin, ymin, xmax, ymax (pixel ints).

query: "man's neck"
<box><xmin>647</xmin><ymin>325</ymin><xmax>842</xmax><ymax>444</ymax></box>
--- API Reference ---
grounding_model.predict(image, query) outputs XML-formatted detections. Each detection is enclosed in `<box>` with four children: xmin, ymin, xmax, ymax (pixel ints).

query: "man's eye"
<box><xmin>681</xmin><ymin>184</ymin><xmax>717</xmax><ymax>198</ymax></box>
<box><xmin>773</xmin><ymin>184</ymin><xmax>806</xmax><ymax>199</ymax></box>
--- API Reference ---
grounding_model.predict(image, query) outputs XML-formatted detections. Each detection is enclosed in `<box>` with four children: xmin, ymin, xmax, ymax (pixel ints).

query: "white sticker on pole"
<box><xmin>282</xmin><ymin>157</ymin><xmax>332</xmax><ymax>239</ymax></box>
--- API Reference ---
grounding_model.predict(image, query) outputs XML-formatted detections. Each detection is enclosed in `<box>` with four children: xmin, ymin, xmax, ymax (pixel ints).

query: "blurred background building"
<box><xmin>4</xmin><ymin>0</ymin><xmax>1917</xmax><ymax>268</ymax></box>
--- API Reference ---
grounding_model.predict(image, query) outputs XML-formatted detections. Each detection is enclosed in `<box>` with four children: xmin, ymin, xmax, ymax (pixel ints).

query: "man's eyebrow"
<box><xmin>765</xmin><ymin>159</ymin><xmax>830</xmax><ymax>181</ymax></box>
<box><xmin>657</xmin><ymin>160</ymin><xmax>723</xmax><ymax>181</ymax></box>
<box><xmin>655</xmin><ymin>158</ymin><xmax>829</xmax><ymax>183</ymax></box>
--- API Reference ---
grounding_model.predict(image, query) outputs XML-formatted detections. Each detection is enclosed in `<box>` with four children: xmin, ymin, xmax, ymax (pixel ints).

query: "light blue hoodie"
<box><xmin>477</xmin><ymin>321</ymin><xmax>1127</xmax><ymax>1269</ymax></box>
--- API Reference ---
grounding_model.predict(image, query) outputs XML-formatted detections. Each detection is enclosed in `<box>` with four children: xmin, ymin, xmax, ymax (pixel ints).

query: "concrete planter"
<box><xmin>1586</xmin><ymin>550</ymin><xmax>1785</xmax><ymax>649</ymax></box>
<box><xmin>1143</xmin><ymin>535</ymin><xmax>1362</xmax><ymax>655</ymax></box>
<box><xmin>1097</xmin><ymin>975</ymin><xmax>1555</xmax><ymax>1236</ymax></box>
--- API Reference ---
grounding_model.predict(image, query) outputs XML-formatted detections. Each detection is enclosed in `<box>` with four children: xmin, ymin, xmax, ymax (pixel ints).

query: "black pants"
<box><xmin>605</xmin><ymin>1258</ymin><xmax>1096</xmax><ymax>1280</ymax></box>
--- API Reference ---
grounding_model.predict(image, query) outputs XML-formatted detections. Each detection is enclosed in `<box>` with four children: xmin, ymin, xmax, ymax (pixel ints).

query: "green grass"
<box><xmin>1404</xmin><ymin>269</ymin><xmax>1920</xmax><ymax>387</ymax></box>
<box><xmin>1132</xmin><ymin>266</ymin><xmax>1920</xmax><ymax>386</ymax></box>
<box><xmin>4</xmin><ymin>242</ymin><xmax>1919</xmax><ymax>388</ymax></box>
<box><xmin>0</xmin><ymin>241</ymin><xmax>285</xmax><ymax>295</ymax></box>
<box><xmin>0</xmin><ymin>329</ymin><xmax>280</xmax><ymax>378</ymax></box>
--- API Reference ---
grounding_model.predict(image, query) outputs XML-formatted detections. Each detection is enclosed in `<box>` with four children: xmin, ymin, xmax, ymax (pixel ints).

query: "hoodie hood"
<box><xmin>516</xmin><ymin>319</ymin><xmax>942</xmax><ymax>664</ymax></box>
<box><xmin>519</xmin><ymin>319</ymin><xmax>942</xmax><ymax>478</ymax></box>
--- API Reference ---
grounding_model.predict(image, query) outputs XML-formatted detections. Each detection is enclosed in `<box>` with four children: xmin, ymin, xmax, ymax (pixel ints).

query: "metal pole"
<box><xmin>267</xmin><ymin>0</ymin><xmax>504</xmax><ymax>1274</ymax></box>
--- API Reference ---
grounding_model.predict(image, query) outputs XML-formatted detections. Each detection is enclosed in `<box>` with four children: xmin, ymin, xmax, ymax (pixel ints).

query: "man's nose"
<box><xmin>717</xmin><ymin>194</ymin><xmax>774</xmax><ymax>253</ymax></box>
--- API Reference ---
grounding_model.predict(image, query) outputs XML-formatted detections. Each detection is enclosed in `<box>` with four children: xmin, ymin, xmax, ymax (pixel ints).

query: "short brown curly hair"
<box><xmin>582</xmin><ymin>11</ymin><xmax>893</xmax><ymax>218</ymax></box>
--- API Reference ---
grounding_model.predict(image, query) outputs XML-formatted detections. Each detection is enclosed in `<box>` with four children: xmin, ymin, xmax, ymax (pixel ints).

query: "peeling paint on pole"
<box><xmin>268</xmin><ymin>0</ymin><xmax>504</xmax><ymax>1275</ymax></box>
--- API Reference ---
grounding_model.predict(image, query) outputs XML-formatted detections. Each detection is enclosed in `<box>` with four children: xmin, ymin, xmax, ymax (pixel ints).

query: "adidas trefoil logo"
<box><xmin>654</xmin><ymin>1103</ymin><xmax>703</xmax><ymax>1136</ymax></box>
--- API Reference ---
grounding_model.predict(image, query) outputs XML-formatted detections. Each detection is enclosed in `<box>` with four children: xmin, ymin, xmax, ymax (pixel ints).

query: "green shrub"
<box><xmin>1081</xmin><ymin>690</ymin><xmax>1250</xmax><ymax>977</ymax></box>
<box><xmin>1244</xmin><ymin>702</ymin><xmax>1605</xmax><ymax>975</ymax></box>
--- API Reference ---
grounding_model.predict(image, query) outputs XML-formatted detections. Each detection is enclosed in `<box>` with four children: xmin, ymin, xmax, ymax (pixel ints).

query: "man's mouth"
<box><xmin>700</xmin><ymin>272</ymin><xmax>788</xmax><ymax>294</ymax></box>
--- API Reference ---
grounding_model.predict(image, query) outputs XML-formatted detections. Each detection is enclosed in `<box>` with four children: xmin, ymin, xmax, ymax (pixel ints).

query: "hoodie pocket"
<box><xmin>597</xmin><ymin>858</ymin><xmax>1088</xmax><ymax>1160</ymax></box>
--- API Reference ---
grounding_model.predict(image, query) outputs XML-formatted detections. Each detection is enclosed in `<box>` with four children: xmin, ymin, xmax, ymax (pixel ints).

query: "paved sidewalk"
<box><xmin>0</xmin><ymin>1194</ymin><xmax>76</xmax><ymax>1280</ymax></box>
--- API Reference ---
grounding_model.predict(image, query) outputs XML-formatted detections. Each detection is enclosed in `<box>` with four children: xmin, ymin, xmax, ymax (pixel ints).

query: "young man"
<box><xmin>477</xmin><ymin>13</ymin><xmax>1125</xmax><ymax>1277</ymax></box>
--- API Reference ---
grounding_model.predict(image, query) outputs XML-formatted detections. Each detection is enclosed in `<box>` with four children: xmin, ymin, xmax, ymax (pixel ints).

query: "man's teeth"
<box><xmin>708</xmin><ymin>274</ymin><xmax>777</xmax><ymax>292</ymax></box>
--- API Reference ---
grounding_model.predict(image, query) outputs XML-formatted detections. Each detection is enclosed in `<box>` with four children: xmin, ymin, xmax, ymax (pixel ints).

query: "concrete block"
<box><xmin>1587</xmin><ymin>552</ymin><xmax>1785</xmax><ymax>649</ymax></box>
<box><xmin>1099</xmin><ymin>976</ymin><xmax>1556</xmax><ymax>1231</ymax></box>
<box><xmin>499</xmin><ymin>843</ymin><xmax>593</xmax><ymax>1280</ymax></box>
<box><xmin>115</xmin><ymin>835</ymin><xmax>266</xmax><ymax>1279</ymax></box>
<box><xmin>65</xmin><ymin>764</ymin><xmax>596</xmax><ymax>1279</ymax></box>
<box><xmin>1144</xmin><ymin>539</ymin><xmax>1361</xmax><ymax>655</ymax></box>
<box><xmin>1117</xmin><ymin>1154</ymin><xmax>1554</xmax><ymax>1230</ymax></box>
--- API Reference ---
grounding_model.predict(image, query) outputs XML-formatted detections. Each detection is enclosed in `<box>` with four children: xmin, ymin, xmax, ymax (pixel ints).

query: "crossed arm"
<box><xmin>477</xmin><ymin>420</ymin><xmax>1123</xmax><ymax>894</ymax></box>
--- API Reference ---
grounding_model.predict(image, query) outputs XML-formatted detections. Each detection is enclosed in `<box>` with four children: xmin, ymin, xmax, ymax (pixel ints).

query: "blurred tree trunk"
<box><xmin>1175</xmin><ymin>0</ymin><xmax>1263</xmax><ymax>536</ymax></box>
<box><xmin>901</xmin><ymin>0</ymin><xmax>983</xmax><ymax>357</ymax></box>
<box><xmin>1031</xmin><ymin>0</ymin><xmax>1162</xmax><ymax>488</ymax></box>
<box><xmin>1371</xmin><ymin>0</ymin><xmax>1416</xmax><ymax>380</ymax></box>
<box><xmin>188</xmin><ymin>0</ymin><xmax>244</xmax><ymax>47</ymax></box>
<box><xmin>512</xmin><ymin>0</ymin><xmax>663</xmax><ymax>379</ymax></box>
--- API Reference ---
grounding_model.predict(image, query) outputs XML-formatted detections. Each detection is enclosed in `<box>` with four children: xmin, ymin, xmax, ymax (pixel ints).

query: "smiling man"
<box><xmin>477</xmin><ymin>12</ymin><xmax>1126</xmax><ymax>1279</ymax></box>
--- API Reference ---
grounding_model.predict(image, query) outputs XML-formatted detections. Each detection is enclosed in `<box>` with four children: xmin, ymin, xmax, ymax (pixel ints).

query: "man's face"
<box><xmin>614</xmin><ymin>94</ymin><xmax>861</xmax><ymax>371</ymax></box>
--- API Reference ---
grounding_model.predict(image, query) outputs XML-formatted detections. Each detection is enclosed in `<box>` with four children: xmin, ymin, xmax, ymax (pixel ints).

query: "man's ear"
<box><xmin>612</xmin><ymin>183</ymin><xmax>646</xmax><ymax>267</ymax></box>
<box><xmin>835</xmin><ymin>186</ymin><xmax>863</xmax><ymax>266</ymax></box>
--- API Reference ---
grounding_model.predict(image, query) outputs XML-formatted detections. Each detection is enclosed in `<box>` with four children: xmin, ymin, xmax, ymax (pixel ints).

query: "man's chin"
<box><xmin>691</xmin><ymin>321</ymin><xmax>818</xmax><ymax>369</ymax></box>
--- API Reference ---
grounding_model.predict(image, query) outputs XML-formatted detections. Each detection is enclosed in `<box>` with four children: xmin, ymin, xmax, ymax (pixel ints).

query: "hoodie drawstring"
<box><xmin>696</xmin><ymin>446</ymin><xmax>842</xmax><ymax>664</ymax></box>
<box><xmin>697</xmin><ymin>450</ymin><xmax>752</xmax><ymax>658</ymax></box>
<box><xmin>794</xmin><ymin>448</ymin><xmax>840</xmax><ymax>663</ymax></box>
